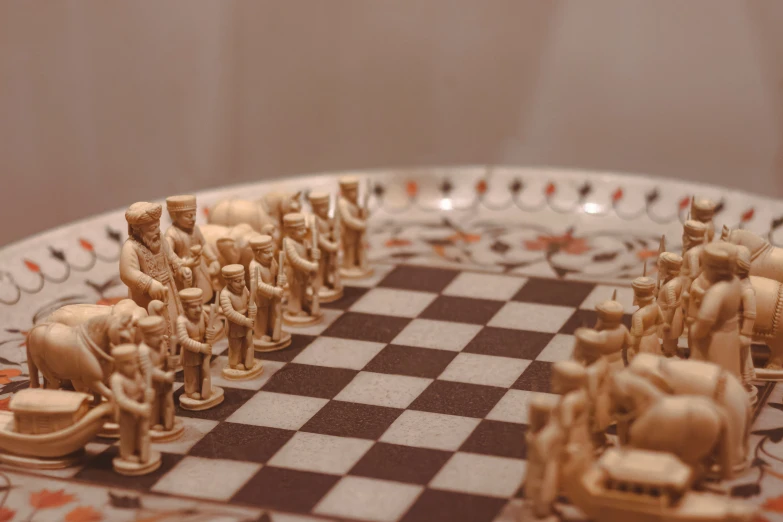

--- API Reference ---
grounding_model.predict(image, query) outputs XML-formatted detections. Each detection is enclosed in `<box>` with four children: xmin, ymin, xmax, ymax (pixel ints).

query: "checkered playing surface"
<box><xmin>50</xmin><ymin>265</ymin><xmax>767</xmax><ymax>522</ymax></box>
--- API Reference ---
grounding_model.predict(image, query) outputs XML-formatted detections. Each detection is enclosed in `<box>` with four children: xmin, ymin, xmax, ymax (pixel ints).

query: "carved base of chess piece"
<box><xmin>113</xmin><ymin>450</ymin><xmax>162</xmax><ymax>476</ymax></box>
<box><xmin>283</xmin><ymin>310</ymin><xmax>323</xmax><ymax>327</ymax></box>
<box><xmin>339</xmin><ymin>266</ymin><xmax>373</xmax><ymax>279</ymax></box>
<box><xmin>0</xmin><ymin>450</ymin><xmax>85</xmax><ymax>470</ymax></box>
<box><xmin>314</xmin><ymin>286</ymin><xmax>343</xmax><ymax>303</ymax></box>
<box><xmin>98</xmin><ymin>422</ymin><xmax>120</xmax><ymax>439</ymax></box>
<box><xmin>179</xmin><ymin>386</ymin><xmax>225</xmax><ymax>411</ymax></box>
<box><xmin>221</xmin><ymin>360</ymin><xmax>264</xmax><ymax>380</ymax></box>
<box><xmin>254</xmin><ymin>332</ymin><xmax>292</xmax><ymax>352</ymax></box>
<box><xmin>149</xmin><ymin>418</ymin><xmax>185</xmax><ymax>442</ymax></box>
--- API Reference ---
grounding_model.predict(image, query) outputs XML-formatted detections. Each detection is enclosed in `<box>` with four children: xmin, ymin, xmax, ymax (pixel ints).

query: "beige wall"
<box><xmin>1</xmin><ymin>0</ymin><xmax>782</xmax><ymax>246</ymax></box>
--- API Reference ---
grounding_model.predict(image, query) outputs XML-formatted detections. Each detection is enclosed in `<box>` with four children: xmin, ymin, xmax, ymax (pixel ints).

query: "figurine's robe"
<box><xmin>165</xmin><ymin>225</ymin><xmax>217</xmax><ymax>303</ymax></box>
<box><xmin>631</xmin><ymin>304</ymin><xmax>663</xmax><ymax>356</ymax></box>
<box><xmin>689</xmin><ymin>277</ymin><xmax>742</xmax><ymax>378</ymax></box>
<box><xmin>249</xmin><ymin>259</ymin><xmax>281</xmax><ymax>340</ymax></box>
<box><xmin>110</xmin><ymin>371</ymin><xmax>149</xmax><ymax>462</ymax></box>
<box><xmin>220</xmin><ymin>286</ymin><xmax>254</xmax><ymax>369</ymax></box>
<box><xmin>284</xmin><ymin>237</ymin><xmax>317</xmax><ymax>315</ymax></box>
<box><xmin>681</xmin><ymin>244</ymin><xmax>705</xmax><ymax>300</ymax></box>
<box><xmin>658</xmin><ymin>277</ymin><xmax>684</xmax><ymax>354</ymax></box>
<box><xmin>138</xmin><ymin>340</ymin><xmax>174</xmax><ymax>431</ymax></box>
<box><xmin>177</xmin><ymin>312</ymin><xmax>211</xmax><ymax>399</ymax></box>
<box><xmin>338</xmin><ymin>197</ymin><xmax>366</xmax><ymax>269</ymax></box>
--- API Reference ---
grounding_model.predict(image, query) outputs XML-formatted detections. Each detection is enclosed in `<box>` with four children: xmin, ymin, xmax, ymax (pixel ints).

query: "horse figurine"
<box><xmin>608</xmin><ymin>370</ymin><xmax>734</xmax><ymax>481</ymax></box>
<box><xmin>721</xmin><ymin>225</ymin><xmax>783</xmax><ymax>283</ymax></box>
<box><xmin>26</xmin><ymin>314</ymin><xmax>136</xmax><ymax>403</ymax></box>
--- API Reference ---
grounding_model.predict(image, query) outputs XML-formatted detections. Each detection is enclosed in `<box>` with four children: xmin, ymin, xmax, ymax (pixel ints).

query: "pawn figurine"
<box><xmin>219</xmin><ymin>264</ymin><xmax>264</xmax><ymax>379</ymax></box>
<box><xmin>282</xmin><ymin>213</ymin><xmax>323</xmax><ymax>326</ymax></box>
<box><xmin>629</xmin><ymin>276</ymin><xmax>663</xmax><ymax>358</ymax></box>
<box><xmin>110</xmin><ymin>344</ymin><xmax>161</xmax><ymax>476</ymax></box>
<box><xmin>248</xmin><ymin>235</ymin><xmax>291</xmax><ymax>351</ymax></box>
<box><xmin>308</xmin><ymin>192</ymin><xmax>344</xmax><ymax>302</ymax></box>
<box><xmin>681</xmin><ymin>220</ymin><xmax>709</xmax><ymax>299</ymax></box>
<box><xmin>592</xmin><ymin>293</ymin><xmax>633</xmax><ymax>370</ymax></box>
<box><xmin>657</xmin><ymin>252</ymin><xmax>685</xmax><ymax>357</ymax></box>
<box><xmin>338</xmin><ymin>176</ymin><xmax>372</xmax><ymax>278</ymax></box>
<box><xmin>177</xmin><ymin>288</ymin><xmax>225</xmax><ymax>409</ymax></box>
<box><xmin>137</xmin><ymin>316</ymin><xmax>182</xmax><ymax>441</ymax></box>
<box><xmin>571</xmin><ymin>327</ymin><xmax>613</xmax><ymax>450</ymax></box>
<box><xmin>521</xmin><ymin>395</ymin><xmax>561</xmax><ymax>521</ymax></box>
<box><xmin>690</xmin><ymin>197</ymin><xmax>718</xmax><ymax>243</ymax></box>
<box><xmin>735</xmin><ymin>246</ymin><xmax>757</xmax><ymax>394</ymax></box>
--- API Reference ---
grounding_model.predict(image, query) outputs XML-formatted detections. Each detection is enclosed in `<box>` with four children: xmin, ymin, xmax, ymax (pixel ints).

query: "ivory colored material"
<box><xmin>282</xmin><ymin>213</ymin><xmax>323</xmax><ymax>326</ymax></box>
<box><xmin>592</xmin><ymin>297</ymin><xmax>633</xmax><ymax>371</ymax></box>
<box><xmin>747</xmin><ymin>275</ymin><xmax>783</xmax><ymax>379</ymax></box>
<box><xmin>681</xmin><ymin>220</ymin><xmax>709</xmax><ymax>294</ymax></box>
<box><xmin>207</xmin><ymin>192</ymin><xmax>302</xmax><ymax>236</ymax></box>
<box><xmin>46</xmin><ymin>298</ymin><xmax>154</xmax><ymax>330</ymax></box>
<box><xmin>219</xmin><ymin>265</ymin><xmax>263</xmax><ymax>379</ymax></box>
<box><xmin>735</xmin><ymin>246</ymin><xmax>757</xmax><ymax>390</ymax></box>
<box><xmin>137</xmin><ymin>317</ymin><xmax>180</xmax><ymax>441</ymax></box>
<box><xmin>201</xmin><ymin>223</ymin><xmax>260</xmax><ymax>289</ymax></box>
<box><xmin>522</xmin><ymin>394</ymin><xmax>562</xmax><ymax>520</ymax></box>
<box><xmin>178</xmin><ymin>289</ymin><xmax>223</xmax><ymax>405</ymax></box>
<box><xmin>630</xmin><ymin>277</ymin><xmax>663</xmax><ymax>358</ymax></box>
<box><xmin>26</xmin><ymin>314</ymin><xmax>136</xmax><ymax>401</ymax></box>
<box><xmin>308</xmin><ymin>192</ymin><xmax>344</xmax><ymax>303</ymax></box>
<box><xmin>657</xmin><ymin>252</ymin><xmax>685</xmax><ymax>357</ymax></box>
<box><xmin>180</xmin><ymin>385</ymin><xmax>224</xmax><ymax>411</ymax></box>
<box><xmin>338</xmin><ymin>177</ymin><xmax>373</xmax><ymax>279</ymax></box>
<box><xmin>571</xmin><ymin>328</ymin><xmax>615</xmax><ymax>449</ymax></box>
<box><xmin>690</xmin><ymin>198</ymin><xmax>717</xmax><ymax>243</ymax></box>
<box><xmin>721</xmin><ymin>226</ymin><xmax>783</xmax><ymax>284</ymax></box>
<box><xmin>249</xmin><ymin>236</ymin><xmax>292</xmax><ymax>352</ymax></box>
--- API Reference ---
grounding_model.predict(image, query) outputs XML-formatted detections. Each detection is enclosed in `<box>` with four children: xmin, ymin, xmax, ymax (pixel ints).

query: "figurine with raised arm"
<box><xmin>219</xmin><ymin>264</ymin><xmax>263</xmax><ymax>379</ymax></box>
<box><xmin>248</xmin><ymin>235</ymin><xmax>291</xmax><ymax>351</ymax></box>
<box><xmin>338</xmin><ymin>177</ymin><xmax>372</xmax><ymax>278</ymax></box>
<box><xmin>165</xmin><ymin>195</ymin><xmax>220</xmax><ymax>303</ymax></box>
<box><xmin>110</xmin><ymin>344</ymin><xmax>161</xmax><ymax>476</ymax></box>
<box><xmin>690</xmin><ymin>197</ymin><xmax>717</xmax><ymax>243</ymax></box>
<box><xmin>629</xmin><ymin>276</ymin><xmax>663</xmax><ymax>358</ymax></box>
<box><xmin>282</xmin><ymin>213</ymin><xmax>323</xmax><ymax>326</ymax></box>
<box><xmin>137</xmin><ymin>316</ymin><xmax>181</xmax><ymax>441</ymax></box>
<box><xmin>735</xmin><ymin>246</ymin><xmax>757</xmax><ymax>392</ymax></box>
<box><xmin>657</xmin><ymin>252</ymin><xmax>684</xmax><ymax>357</ymax></box>
<box><xmin>688</xmin><ymin>243</ymin><xmax>742</xmax><ymax>378</ymax></box>
<box><xmin>308</xmin><ymin>192</ymin><xmax>343</xmax><ymax>302</ymax></box>
<box><xmin>592</xmin><ymin>291</ymin><xmax>633</xmax><ymax>370</ymax></box>
<box><xmin>177</xmin><ymin>288</ymin><xmax>225</xmax><ymax>410</ymax></box>
<box><xmin>681</xmin><ymin>220</ymin><xmax>709</xmax><ymax>300</ymax></box>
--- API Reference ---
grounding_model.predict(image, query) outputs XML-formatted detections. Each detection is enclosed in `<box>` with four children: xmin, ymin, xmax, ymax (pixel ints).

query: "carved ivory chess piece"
<box><xmin>136</xmin><ymin>316</ymin><xmax>182</xmax><ymax>441</ymax></box>
<box><xmin>735</xmin><ymin>246</ymin><xmax>757</xmax><ymax>393</ymax></box>
<box><xmin>592</xmin><ymin>292</ymin><xmax>632</xmax><ymax>370</ymax></box>
<box><xmin>165</xmin><ymin>195</ymin><xmax>221</xmax><ymax>303</ymax></box>
<box><xmin>571</xmin><ymin>328</ymin><xmax>614</xmax><ymax>449</ymax></box>
<box><xmin>721</xmin><ymin>225</ymin><xmax>783</xmax><ymax>284</ymax></box>
<box><xmin>521</xmin><ymin>394</ymin><xmax>562</xmax><ymax>521</ymax></box>
<box><xmin>219</xmin><ymin>264</ymin><xmax>264</xmax><ymax>379</ymax></box>
<box><xmin>282</xmin><ymin>213</ymin><xmax>323</xmax><ymax>326</ymax></box>
<box><xmin>110</xmin><ymin>344</ymin><xmax>161</xmax><ymax>476</ymax></box>
<box><xmin>338</xmin><ymin>176</ymin><xmax>372</xmax><ymax>279</ymax></box>
<box><xmin>657</xmin><ymin>252</ymin><xmax>684</xmax><ymax>357</ymax></box>
<box><xmin>629</xmin><ymin>276</ymin><xmax>663</xmax><ymax>358</ymax></box>
<box><xmin>690</xmin><ymin>197</ymin><xmax>717</xmax><ymax>243</ymax></box>
<box><xmin>687</xmin><ymin>243</ymin><xmax>742</xmax><ymax>379</ymax></box>
<box><xmin>680</xmin><ymin>220</ymin><xmax>709</xmax><ymax>299</ymax></box>
<box><xmin>177</xmin><ymin>288</ymin><xmax>225</xmax><ymax>410</ymax></box>
<box><xmin>308</xmin><ymin>192</ymin><xmax>344</xmax><ymax>302</ymax></box>
<box><xmin>249</xmin><ymin>235</ymin><xmax>291</xmax><ymax>351</ymax></box>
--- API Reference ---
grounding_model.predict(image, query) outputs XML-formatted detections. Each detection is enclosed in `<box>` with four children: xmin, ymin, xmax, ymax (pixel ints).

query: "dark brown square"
<box><xmin>463</xmin><ymin>327</ymin><xmax>553</xmax><ymax>359</ymax></box>
<box><xmin>189</xmin><ymin>422</ymin><xmax>294</xmax><ymax>463</ymax></box>
<box><xmin>232</xmin><ymin>466</ymin><xmax>339</xmax><ymax>512</ymax></box>
<box><xmin>559</xmin><ymin>309</ymin><xmax>632</xmax><ymax>334</ymax></box>
<box><xmin>513</xmin><ymin>277</ymin><xmax>595</xmax><ymax>307</ymax></box>
<box><xmin>349</xmin><ymin>442</ymin><xmax>452</xmax><ymax>485</ymax></box>
<box><xmin>364</xmin><ymin>344</ymin><xmax>458</xmax><ymax>378</ymax></box>
<box><xmin>262</xmin><ymin>363</ymin><xmax>357</xmax><ymax>399</ymax></box>
<box><xmin>174</xmin><ymin>387</ymin><xmax>257</xmax><ymax>422</ymax></box>
<box><xmin>400</xmin><ymin>489</ymin><xmax>506</xmax><ymax>522</ymax></box>
<box><xmin>256</xmin><ymin>334</ymin><xmax>316</xmax><ymax>362</ymax></box>
<box><xmin>379</xmin><ymin>265</ymin><xmax>459</xmax><ymax>293</ymax></box>
<box><xmin>322</xmin><ymin>312</ymin><xmax>411</xmax><ymax>343</ymax></box>
<box><xmin>322</xmin><ymin>285</ymin><xmax>369</xmax><ymax>310</ymax></box>
<box><xmin>75</xmin><ymin>447</ymin><xmax>183</xmax><ymax>490</ymax></box>
<box><xmin>512</xmin><ymin>360</ymin><xmax>553</xmax><ymax>393</ymax></box>
<box><xmin>460</xmin><ymin>420</ymin><xmax>528</xmax><ymax>459</ymax></box>
<box><xmin>409</xmin><ymin>380</ymin><xmax>505</xmax><ymax>418</ymax></box>
<box><xmin>301</xmin><ymin>400</ymin><xmax>403</xmax><ymax>439</ymax></box>
<box><xmin>419</xmin><ymin>295</ymin><xmax>504</xmax><ymax>325</ymax></box>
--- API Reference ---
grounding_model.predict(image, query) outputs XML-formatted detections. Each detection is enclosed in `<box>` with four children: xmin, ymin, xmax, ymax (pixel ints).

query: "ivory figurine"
<box><xmin>248</xmin><ymin>235</ymin><xmax>291</xmax><ymax>351</ymax></box>
<box><xmin>690</xmin><ymin>197</ymin><xmax>717</xmax><ymax>243</ymax></box>
<box><xmin>136</xmin><ymin>316</ymin><xmax>181</xmax><ymax>441</ymax></box>
<box><xmin>177</xmin><ymin>288</ymin><xmax>225</xmax><ymax>410</ymax></box>
<box><xmin>282</xmin><ymin>213</ymin><xmax>323</xmax><ymax>326</ymax></box>
<box><xmin>680</xmin><ymin>220</ymin><xmax>708</xmax><ymax>303</ymax></box>
<box><xmin>735</xmin><ymin>246</ymin><xmax>757</xmax><ymax>392</ymax></box>
<box><xmin>308</xmin><ymin>192</ymin><xmax>344</xmax><ymax>302</ymax></box>
<box><xmin>338</xmin><ymin>177</ymin><xmax>372</xmax><ymax>278</ymax></box>
<box><xmin>592</xmin><ymin>294</ymin><xmax>633</xmax><ymax>370</ymax></box>
<box><xmin>629</xmin><ymin>277</ymin><xmax>663</xmax><ymax>358</ymax></box>
<box><xmin>219</xmin><ymin>264</ymin><xmax>264</xmax><ymax>379</ymax></box>
<box><xmin>521</xmin><ymin>395</ymin><xmax>562</xmax><ymax>521</ymax></box>
<box><xmin>688</xmin><ymin>243</ymin><xmax>742</xmax><ymax>379</ymax></box>
<box><xmin>110</xmin><ymin>344</ymin><xmax>161</xmax><ymax>476</ymax></box>
<box><xmin>721</xmin><ymin>225</ymin><xmax>783</xmax><ymax>284</ymax></box>
<box><xmin>165</xmin><ymin>195</ymin><xmax>221</xmax><ymax>303</ymax></box>
<box><xmin>657</xmin><ymin>252</ymin><xmax>684</xmax><ymax>357</ymax></box>
<box><xmin>571</xmin><ymin>328</ymin><xmax>614</xmax><ymax>449</ymax></box>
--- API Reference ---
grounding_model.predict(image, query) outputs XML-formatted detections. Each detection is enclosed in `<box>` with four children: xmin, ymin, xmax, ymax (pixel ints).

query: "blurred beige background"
<box><xmin>2</xmin><ymin>0</ymin><xmax>782</xmax><ymax>246</ymax></box>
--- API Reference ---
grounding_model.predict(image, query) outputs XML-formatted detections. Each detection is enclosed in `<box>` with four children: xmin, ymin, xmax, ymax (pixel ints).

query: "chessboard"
<box><xmin>13</xmin><ymin>263</ymin><xmax>774</xmax><ymax>522</ymax></box>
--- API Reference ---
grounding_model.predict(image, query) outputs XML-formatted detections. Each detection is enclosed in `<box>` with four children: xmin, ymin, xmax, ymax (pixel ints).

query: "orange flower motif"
<box><xmin>0</xmin><ymin>397</ymin><xmax>10</xmax><ymax>412</ymax></box>
<box><xmin>65</xmin><ymin>505</ymin><xmax>103</xmax><ymax>522</ymax></box>
<box><xmin>524</xmin><ymin>232</ymin><xmax>590</xmax><ymax>255</ymax></box>
<box><xmin>475</xmin><ymin>179</ymin><xmax>488</xmax><ymax>195</ymax></box>
<box><xmin>29</xmin><ymin>489</ymin><xmax>76</xmax><ymax>509</ymax></box>
<box><xmin>636</xmin><ymin>249</ymin><xmax>659</xmax><ymax>262</ymax></box>
<box><xmin>0</xmin><ymin>369</ymin><xmax>21</xmax><ymax>385</ymax></box>
<box><xmin>406</xmin><ymin>181</ymin><xmax>418</xmax><ymax>198</ymax></box>
<box><xmin>447</xmin><ymin>233</ymin><xmax>481</xmax><ymax>244</ymax></box>
<box><xmin>763</xmin><ymin>494</ymin><xmax>783</xmax><ymax>512</ymax></box>
<box><xmin>385</xmin><ymin>238</ymin><xmax>412</xmax><ymax>248</ymax></box>
<box><xmin>0</xmin><ymin>507</ymin><xmax>14</xmax><ymax>522</ymax></box>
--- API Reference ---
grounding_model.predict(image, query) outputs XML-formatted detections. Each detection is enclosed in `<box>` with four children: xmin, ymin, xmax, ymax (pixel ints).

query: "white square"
<box><xmin>443</xmin><ymin>272</ymin><xmax>527</xmax><ymax>301</ymax></box>
<box><xmin>343</xmin><ymin>263</ymin><xmax>395</xmax><ymax>288</ymax></box>
<box><xmin>268</xmin><ymin>432</ymin><xmax>373</xmax><ymax>475</ymax></box>
<box><xmin>335</xmin><ymin>372</ymin><xmax>433</xmax><ymax>408</ymax></box>
<box><xmin>580</xmin><ymin>285</ymin><xmax>635</xmax><ymax>313</ymax></box>
<box><xmin>152</xmin><ymin>456</ymin><xmax>260</xmax><ymax>501</ymax></box>
<box><xmin>152</xmin><ymin>417</ymin><xmax>219</xmax><ymax>454</ymax></box>
<box><xmin>391</xmin><ymin>319</ymin><xmax>482</xmax><ymax>352</ymax></box>
<box><xmin>209</xmin><ymin>357</ymin><xmax>286</xmax><ymax>390</ymax></box>
<box><xmin>293</xmin><ymin>337</ymin><xmax>386</xmax><ymax>370</ymax></box>
<box><xmin>350</xmin><ymin>288</ymin><xmax>437</xmax><ymax>318</ymax></box>
<box><xmin>488</xmin><ymin>302</ymin><xmax>574</xmax><ymax>333</ymax></box>
<box><xmin>226</xmin><ymin>391</ymin><xmax>328</xmax><ymax>430</ymax></box>
<box><xmin>536</xmin><ymin>334</ymin><xmax>575</xmax><ymax>362</ymax></box>
<box><xmin>486</xmin><ymin>389</ymin><xmax>559</xmax><ymax>424</ymax></box>
<box><xmin>380</xmin><ymin>410</ymin><xmax>480</xmax><ymax>451</ymax></box>
<box><xmin>314</xmin><ymin>476</ymin><xmax>423</xmax><ymax>522</ymax></box>
<box><xmin>439</xmin><ymin>353</ymin><xmax>530</xmax><ymax>388</ymax></box>
<box><xmin>430</xmin><ymin>452</ymin><xmax>526</xmax><ymax>498</ymax></box>
<box><xmin>286</xmin><ymin>308</ymin><xmax>343</xmax><ymax>335</ymax></box>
